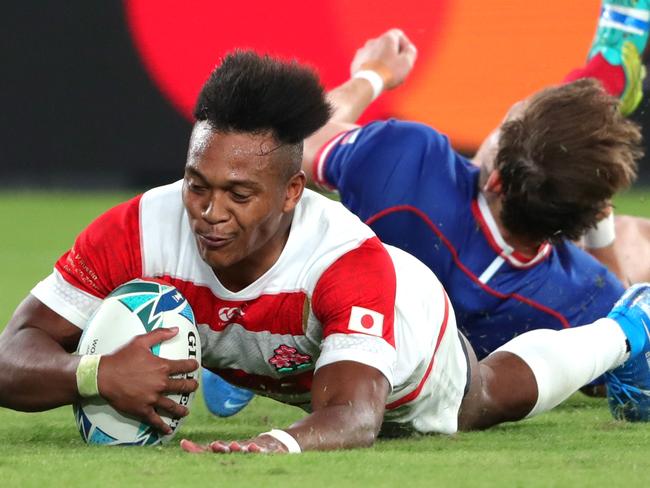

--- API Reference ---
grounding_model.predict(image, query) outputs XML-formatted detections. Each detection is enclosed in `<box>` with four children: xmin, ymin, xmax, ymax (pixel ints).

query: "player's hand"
<box><xmin>97</xmin><ymin>327</ymin><xmax>199</xmax><ymax>434</ymax></box>
<box><xmin>180</xmin><ymin>435</ymin><xmax>289</xmax><ymax>454</ymax></box>
<box><xmin>350</xmin><ymin>28</ymin><xmax>417</xmax><ymax>90</ymax></box>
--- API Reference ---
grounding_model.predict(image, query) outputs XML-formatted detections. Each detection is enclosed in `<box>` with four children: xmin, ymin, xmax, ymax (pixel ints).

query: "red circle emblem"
<box><xmin>360</xmin><ymin>314</ymin><xmax>375</xmax><ymax>329</ymax></box>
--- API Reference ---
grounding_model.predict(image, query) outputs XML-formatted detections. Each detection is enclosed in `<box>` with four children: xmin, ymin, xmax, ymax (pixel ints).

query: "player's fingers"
<box><xmin>209</xmin><ymin>441</ymin><xmax>231</xmax><ymax>453</ymax></box>
<box><xmin>165</xmin><ymin>358</ymin><xmax>200</xmax><ymax>375</ymax></box>
<box><xmin>401</xmin><ymin>42</ymin><xmax>418</xmax><ymax>65</ymax></box>
<box><xmin>138</xmin><ymin>327</ymin><xmax>179</xmax><ymax>347</ymax></box>
<box><xmin>374</xmin><ymin>28</ymin><xmax>401</xmax><ymax>51</ymax></box>
<box><xmin>245</xmin><ymin>442</ymin><xmax>267</xmax><ymax>454</ymax></box>
<box><xmin>144</xmin><ymin>407</ymin><xmax>172</xmax><ymax>435</ymax></box>
<box><xmin>165</xmin><ymin>377</ymin><xmax>199</xmax><ymax>395</ymax></box>
<box><xmin>180</xmin><ymin>439</ymin><xmax>209</xmax><ymax>453</ymax></box>
<box><xmin>396</xmin><ymin>30</ymin><xmax>413</xmax><ymax>50</ymax></box>
<box><xmin>155</xmin><ymin>396</ymin><xmax>189</xmax><ymax>418</ymax></box>
<box><xmin>228</xmin><ymin>441</ymin><xmax>243</xmax><ymax>452</ymax></box>
<box><xmin>386</xmin><ymin>28</ymin><xmax>405</xmax><ymax>42</ymax></box>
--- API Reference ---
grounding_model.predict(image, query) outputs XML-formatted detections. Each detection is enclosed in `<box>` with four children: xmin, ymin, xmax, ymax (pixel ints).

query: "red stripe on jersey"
<box><xmin>386</xmin><ymin>287</ymin><xmax>450</xmax><ymax>409</ymax></box>
<box><xmin>365</xmin><ymin>205</ymin><xmax>571</xmax><ymax>329</ymax></box>
<box><xmin>311</xmin><ymin>130</ymin><xmax>348</xmax><ymax>190</ymax></box>
<box><xmin>208</xmin><ymin>367</ymin><xmax>312</xmax><ymax>398</ymax></box>
<box><xmin>312</xmin><ymin>237</ymin><xmax>396</xmax><ymax>347</ymax></box>
<box><xmin>157</xmin><ymin>275</ymin><xmax>308</xmax><ymax>335</ymax></box>
<box><xmin>55</xmin><ymin>195</ymin><xmax>143</xmax><ymax>298</ymax></box>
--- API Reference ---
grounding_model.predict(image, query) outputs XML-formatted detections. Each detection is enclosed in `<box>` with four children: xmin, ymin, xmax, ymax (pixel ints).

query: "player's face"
<box><xmin>182</xmin><ymin>122</ymin><xmax>304</xmax><ymax>289</ymax></box>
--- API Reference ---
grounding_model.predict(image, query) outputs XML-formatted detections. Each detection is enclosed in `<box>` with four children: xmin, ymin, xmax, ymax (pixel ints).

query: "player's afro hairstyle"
<box><xmin>194</xmin><ymin>50</ymin><xmax>331</xmax><ymax>145</ymax></box>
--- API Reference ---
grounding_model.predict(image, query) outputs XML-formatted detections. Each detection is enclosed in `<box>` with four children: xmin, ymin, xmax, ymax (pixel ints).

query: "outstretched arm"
<box><xmin>181</xmin><ymin>360</ymin><xmax>390</xmax><ymax>453</ymax></box>
<box><xmin>303</xmin><ymin>28</ymin><xmax>418</xmax><ymax>181</ymax></box>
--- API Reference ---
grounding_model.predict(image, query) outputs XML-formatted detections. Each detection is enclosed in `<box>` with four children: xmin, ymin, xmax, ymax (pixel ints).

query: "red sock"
<box><xmin>563</xmin><ymin>53</ymin><xmax>626</xmax><ymax>97</ymax></box>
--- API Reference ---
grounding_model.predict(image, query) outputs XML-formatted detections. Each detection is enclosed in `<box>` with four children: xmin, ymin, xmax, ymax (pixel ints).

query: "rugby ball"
<box><xmin>73</xmin><ymin>279</ymin><xmax>201</xmax><ymax>446</ymax></box>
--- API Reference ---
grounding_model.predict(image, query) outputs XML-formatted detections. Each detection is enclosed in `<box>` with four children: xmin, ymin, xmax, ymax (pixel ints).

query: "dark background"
<box><xmin>2</xmin><ymin>1</ymin><xmax>649</xmax><ymax>189</ymax></box>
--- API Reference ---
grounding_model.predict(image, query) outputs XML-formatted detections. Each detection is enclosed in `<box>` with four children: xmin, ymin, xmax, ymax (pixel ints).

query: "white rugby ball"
<box><xmin>73</xmin><ymin>279</ymin><xmax>201</xmax><ymax>446</ymax></box>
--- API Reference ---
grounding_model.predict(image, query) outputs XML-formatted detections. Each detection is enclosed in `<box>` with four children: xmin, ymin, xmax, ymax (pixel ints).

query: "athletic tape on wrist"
<box><xmin>261</xmin><ymin>429</ymin><xmax>302</xmax><ymax>453</ymax></box>
<box><xmin>76</xmin><ymin>354</ymin><xmax>102</xmax><ymax>398</ymax></box>
<box><xmin>584</xmin><ymin>212</ymin><xmax>616</xmax><ymax>249</ymax></box>
<box><xmin>353</xmin><ymin>70</ymin><xmax>384</xmax><ymax>101</ymax></box>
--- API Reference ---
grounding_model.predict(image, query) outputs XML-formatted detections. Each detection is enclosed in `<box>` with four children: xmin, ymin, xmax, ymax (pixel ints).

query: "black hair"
<box><xmin>194</xmin><ymin>50</ymin><xmax>331</xmax><ymax>146</ymax></box>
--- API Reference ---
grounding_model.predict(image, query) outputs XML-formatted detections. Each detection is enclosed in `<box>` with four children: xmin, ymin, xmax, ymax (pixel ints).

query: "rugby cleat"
<box><xmin>604</xmin><ymin>283</ymin><xmax>650</xmax><ymax>421</ymax></box>
<box><xmin>587</xmin><ymin>0</ymin><xmax>650</xmax><ymax>115</ymax></box>
<box><xmin>202</xmin><ymin>369</ymin><xmax>254</xmax><ymax>417</ymax></box>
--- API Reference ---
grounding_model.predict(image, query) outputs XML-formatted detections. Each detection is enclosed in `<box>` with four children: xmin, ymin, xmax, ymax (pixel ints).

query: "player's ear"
<box><xmin>484</xmin><ymin>169</ymin><xmax>503</xmax><ymax>194</ymax></box>
<box><xmin>283</xmin><ymin>171</ymin><xmax>306</xmax><ymax>213</ymax></box>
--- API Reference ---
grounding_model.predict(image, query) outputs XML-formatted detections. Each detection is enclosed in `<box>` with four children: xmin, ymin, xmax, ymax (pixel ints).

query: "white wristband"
<box><xmin>584</xmin><ymin>212</ymin><xmax>616</xmax><ymax>249</ymax></box>
<box><xmin>76</xmin><ymin>354</ymin><xmax>102</xmax><ymax>398</ymax></box>
<box><xmin>353</xmin><ymin>69</ymin><xmax>384</xmax><ymax>101</ymax></box>
<box><xmin>261</xmin><ymin>429</ymin><xmax>302</xmax><ymax>453</ymax></box>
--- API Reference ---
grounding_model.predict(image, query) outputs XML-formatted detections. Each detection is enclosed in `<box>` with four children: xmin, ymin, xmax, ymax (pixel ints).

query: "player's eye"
<box><xmin>230</xmin><ymin>191</ymin><xmax>252</xmax><ymax>203</ymax></box>
<box><xmin>187</xmin><ymin>180</ymin><xmax>208</xmax><ymax>194</ymax></box>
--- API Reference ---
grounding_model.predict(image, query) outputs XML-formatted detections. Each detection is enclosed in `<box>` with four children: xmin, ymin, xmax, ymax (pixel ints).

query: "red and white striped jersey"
<box><xmin>32</xmin><ymin>181</ymin><xmax>467</xmax><ymax>433</ymax></box>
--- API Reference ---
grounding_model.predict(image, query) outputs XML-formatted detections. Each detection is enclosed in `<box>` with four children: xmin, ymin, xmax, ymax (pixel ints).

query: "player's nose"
<box><xmin>201</xmin><ymin>193</ymin><xmax>230</xmax><ymax>224</ymax></box>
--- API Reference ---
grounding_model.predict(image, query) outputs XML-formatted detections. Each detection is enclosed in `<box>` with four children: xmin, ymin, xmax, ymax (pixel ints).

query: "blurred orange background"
<box><xmin>126</xmin><ymin>0</ymin><xmax>601</xmax><ymax>150</ymax></box>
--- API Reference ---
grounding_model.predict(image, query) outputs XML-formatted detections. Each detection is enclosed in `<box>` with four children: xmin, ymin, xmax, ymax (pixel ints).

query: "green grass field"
<box><xmin>1</xmin><ymin>189</ymin><xmax>650</xmax><ymax>487</ymax></box>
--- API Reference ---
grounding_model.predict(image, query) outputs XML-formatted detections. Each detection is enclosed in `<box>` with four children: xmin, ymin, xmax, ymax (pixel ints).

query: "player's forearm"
<box><xmin>0</xmin><ymin>326</ymin><xmax>81</xmax><ymax>411</ymax></box>
<box><xmin>327</xmin><ymin>77</ymin><xmax>377</xmax><ymax>123</ymax></box>
<box><xmin>281</xmin><ymin>403</ymin><xmax>383</xmax><ymax>451</ymax></box>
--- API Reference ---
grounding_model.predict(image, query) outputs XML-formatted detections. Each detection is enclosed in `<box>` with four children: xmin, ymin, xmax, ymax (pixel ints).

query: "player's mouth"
<box><xmin>197</xmin><ymin>233</ymin><xmax>235</xmax><ymax>250</ymax></box>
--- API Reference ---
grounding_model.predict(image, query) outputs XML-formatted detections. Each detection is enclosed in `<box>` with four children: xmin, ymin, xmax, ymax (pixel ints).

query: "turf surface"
<box><xmin>1</xmin><ymin>189</ymin><xmax>650</xmax><ymax>487</ymax></box>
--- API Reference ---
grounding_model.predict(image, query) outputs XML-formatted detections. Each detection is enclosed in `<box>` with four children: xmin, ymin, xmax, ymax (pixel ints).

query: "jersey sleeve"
<box><xmin>30</xmin><ymin>195</ymin><xmax>143</xmax><ymax>328</ymax></box>
<box><xmin>313</xmin><ymin>119</ymin><xmax>478</xmax><ymax>222</ymax></box>
<box><xmin>311</xmin><ymin>237</ymin><xmax>397</xmax><ymax>387</ymax></box>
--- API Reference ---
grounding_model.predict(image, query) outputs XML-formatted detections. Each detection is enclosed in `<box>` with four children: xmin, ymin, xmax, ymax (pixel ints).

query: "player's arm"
<box><xmin>0</xmin><ymin>295</ymin><xmax>197</xmax><ymax>433</ymax></box>
<box><xmin>302</xmin><ymin>28</ymin><xmax>417</xmax><ymax>182</ymax></box>
<box><xmin>182</xmin><ymin>361</ymin><xmax>390</xmax><ymax>453</ymax></box>
<box><xmin>598</xmin><ymin>214</ymin><xmax>650</xmax><ymax>286</ymax></box>
<box><xmin>0</xmin><ymin>295</ymin><xmax>84</xmax><ymax>410</ymax></box>
<box><xmin>283</xmin><ymin>361</ymin><xmax>389</xmax><ymax>449</ymax></box>
<box><xmin>579</xmin><ymin>206</ymin><xmax>629</xmax><ymax>284</ymax></box>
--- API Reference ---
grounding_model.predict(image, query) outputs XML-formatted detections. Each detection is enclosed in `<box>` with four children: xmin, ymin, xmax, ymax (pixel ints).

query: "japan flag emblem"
<box><xmin>347</xmin><ymin>306</ymin><xmax>384</xmax><ymax>337</ymax></box>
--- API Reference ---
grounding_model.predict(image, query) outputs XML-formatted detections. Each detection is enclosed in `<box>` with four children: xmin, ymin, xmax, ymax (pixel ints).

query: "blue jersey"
<box><xmin>315</xmin><ymin>119</ymin><xmax>625</xmax><ymax>359</ymax></box>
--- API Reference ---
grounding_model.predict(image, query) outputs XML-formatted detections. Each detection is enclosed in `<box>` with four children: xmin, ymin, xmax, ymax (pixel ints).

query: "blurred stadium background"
<box><xmin>2</xmin><ymin>0</ymin><xmax>650</xmax><ymax>189</ymax></box>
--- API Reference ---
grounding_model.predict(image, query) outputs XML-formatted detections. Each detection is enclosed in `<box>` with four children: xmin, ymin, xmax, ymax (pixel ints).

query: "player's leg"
<box><xmin>564</xmin><ymin>0</ymin><xmax>650</xmax><ymax>115</ymax></box>
<box><xmin>202</xmin><ymin>369</ymin><xmax>254</xmax><ymax>417</ymax></box>
<box><xmin>458</xmin><ymin>283</ymin><xmax>650</xmax><ymax>429</ymax></box>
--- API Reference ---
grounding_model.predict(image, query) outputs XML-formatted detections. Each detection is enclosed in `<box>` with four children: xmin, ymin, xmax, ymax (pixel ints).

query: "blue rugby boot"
<box><xmin>604</xmin><ymin>283</ymin><xmax>650</xmax><ymax>421</ymax></box>
<box><xmin>588</xmin><ymin>0</ymin><xmax>650</xmax><ymax>115</ymax></box>
<box><xmin>202</xmin><ymin>369</ymin><xmax>254</xmax><ymax>417</ymax></box>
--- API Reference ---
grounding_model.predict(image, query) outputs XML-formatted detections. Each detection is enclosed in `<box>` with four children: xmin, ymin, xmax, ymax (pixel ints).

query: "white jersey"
<box><xmin>32</xmin><ymin>181</ymin><xmax>467</xmax><ymax>434</ymax></box>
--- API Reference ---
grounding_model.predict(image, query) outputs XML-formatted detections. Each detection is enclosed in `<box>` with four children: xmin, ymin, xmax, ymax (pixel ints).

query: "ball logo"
<box><xmin>218</xmin><ymin>307</ymin><xmax>245</xmax><ymax>322</ymax></box>
<box><xmin>170</xmin><ymin>330</ymin><xmax>199</xmax><ymax>431</ymax></box>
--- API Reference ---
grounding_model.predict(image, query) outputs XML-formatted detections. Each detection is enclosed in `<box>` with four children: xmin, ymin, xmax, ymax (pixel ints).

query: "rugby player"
<box><xmin>206</xmin><ymin>0</ymin><xmax>650</xmax><ymax>417</ymax></box>
<box><xmin>1</xmin><ymin>50</ymin><xmax>650</xmax><ymax>454</ymax></box>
